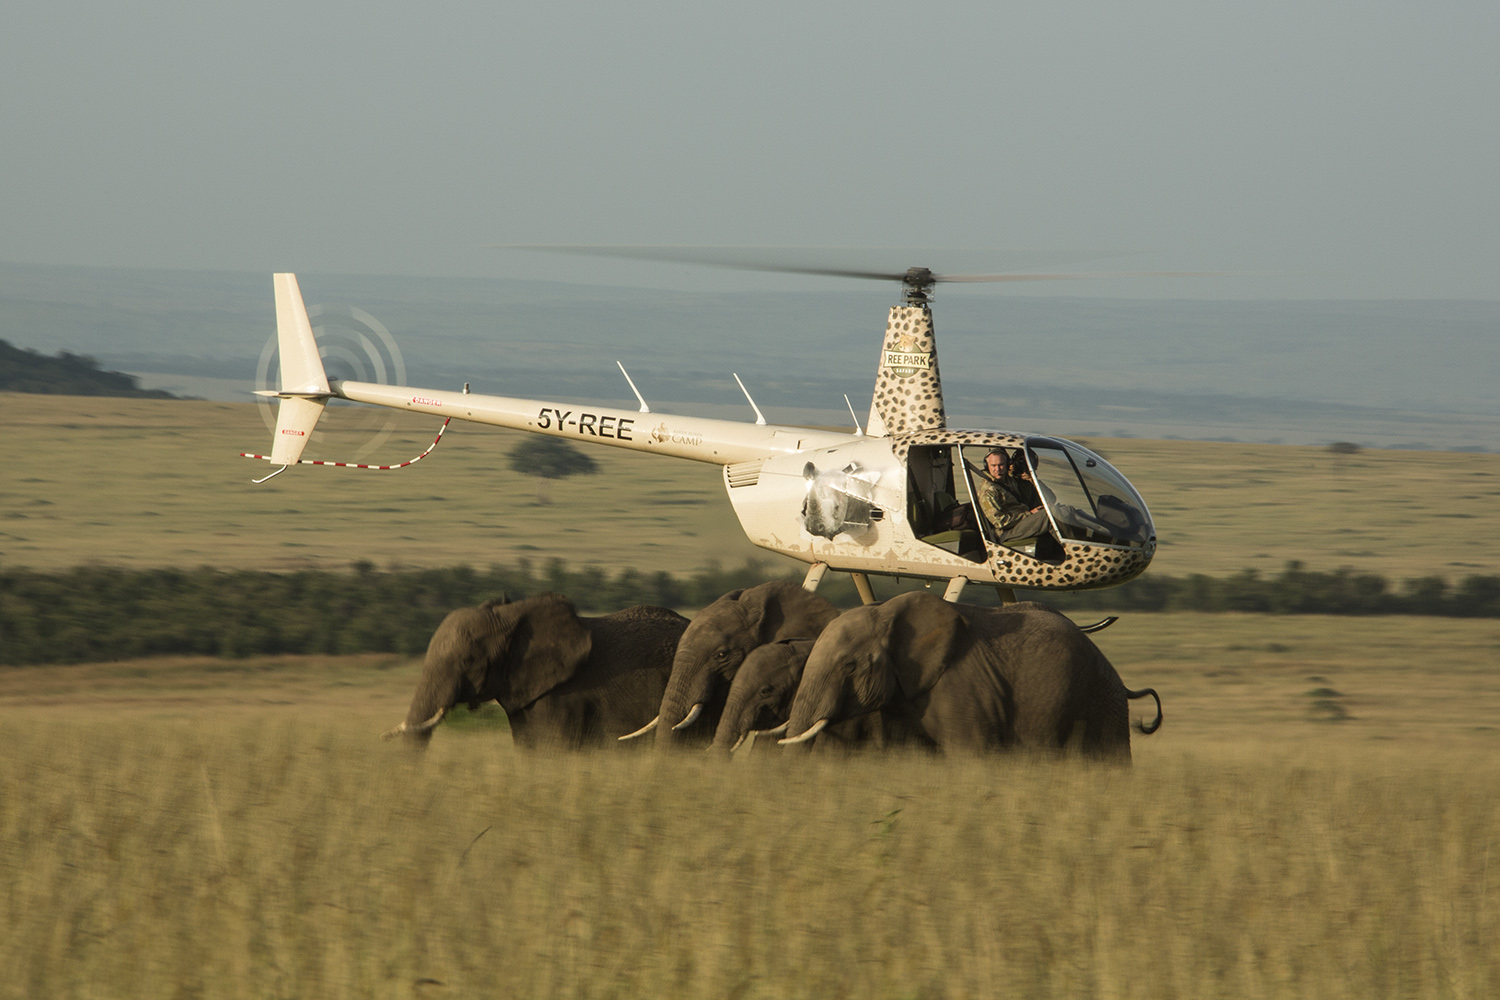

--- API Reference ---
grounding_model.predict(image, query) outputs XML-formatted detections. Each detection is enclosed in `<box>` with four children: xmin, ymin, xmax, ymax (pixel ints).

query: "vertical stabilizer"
<box><xmin>273</xmin><ymin>274</ymin><xmax>330</xmax><ymax>395</ymax></box>
<box><xmin>865</xmin><ymin>304</ymin><xmax>946</xmax><ymax>437</ymax></box>
<box><xmin>266</xmin><ymin>273</ymin><xmax>331</xmax><ymax>466</ymax></box>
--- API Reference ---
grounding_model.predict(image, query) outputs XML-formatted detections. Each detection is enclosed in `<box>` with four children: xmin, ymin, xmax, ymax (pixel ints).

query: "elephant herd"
<box><xmin>383</xmin><ymin>581</ymin><xmax>1163</xmax><ymax>761</ymax></box>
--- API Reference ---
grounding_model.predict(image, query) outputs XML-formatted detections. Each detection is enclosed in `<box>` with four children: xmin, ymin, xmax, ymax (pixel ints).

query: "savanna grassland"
<box><xmin>2</xmin><ymin>654</ymin><xmax>1497</xmax><ymax>1000</ymax></box>
<box><xmin>2</xmin><ymin>394</ymin><xmax>1499</xmax><ymax>998</ymax></box>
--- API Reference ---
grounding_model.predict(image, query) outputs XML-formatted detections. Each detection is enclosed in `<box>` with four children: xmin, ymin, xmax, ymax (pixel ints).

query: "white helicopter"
<box><xmin>245</xmin><ymin>264</ymin><xmax>1155</xmax><ymax>604</ymax></box>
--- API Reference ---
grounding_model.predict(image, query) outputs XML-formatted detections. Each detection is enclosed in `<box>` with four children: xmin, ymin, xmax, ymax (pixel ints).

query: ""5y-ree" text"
<box><xmin>536</xmin><ymin>408</ymin><xmax>635</xmax><ymax>440</ymax></box>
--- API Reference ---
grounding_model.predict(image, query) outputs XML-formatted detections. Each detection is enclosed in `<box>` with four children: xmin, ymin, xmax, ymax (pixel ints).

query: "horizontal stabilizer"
<box><xmin>254</xmin><ymin>388</ymin><xmax>334</xmax><ymax>399</ymax></box>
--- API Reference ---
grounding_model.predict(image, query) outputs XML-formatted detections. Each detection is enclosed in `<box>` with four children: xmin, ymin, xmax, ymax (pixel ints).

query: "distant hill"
<box><xmin>0</xmin><ymin>339</ymin><xmax>179</xmax><ymax>398</ymax></box>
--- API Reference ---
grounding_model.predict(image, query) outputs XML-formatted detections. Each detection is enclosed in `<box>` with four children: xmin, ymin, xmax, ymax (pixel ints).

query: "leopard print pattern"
<box><xmin>996</xmin><ymin>540</ymin><xmax>1155</xmax><ymax>591</ymax></box>
<box><xmin>866</xmin><ymin>305</ymin><xmax>946</xmax><ymax>436</ymax></box>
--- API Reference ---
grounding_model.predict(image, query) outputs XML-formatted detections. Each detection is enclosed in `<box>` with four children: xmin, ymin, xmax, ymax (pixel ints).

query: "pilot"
<box><xmin>978</xmin><ymin>449</ymin><xmax>1050</xmax><ymax>541</ymax></box>
<box><xmin>974</xmin><ymin>449</ymin><xmax>1015</xmax><ymax>527</ymax></box>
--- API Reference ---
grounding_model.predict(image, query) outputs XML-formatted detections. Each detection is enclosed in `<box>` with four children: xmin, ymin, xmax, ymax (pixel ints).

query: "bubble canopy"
<box><xmin>1021</xmin><ymin>437</ymin><xmax>1155</xmax><ymax>548</ymax></box>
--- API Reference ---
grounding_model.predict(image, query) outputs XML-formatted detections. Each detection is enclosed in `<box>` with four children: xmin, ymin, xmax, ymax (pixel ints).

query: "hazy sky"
<box><xmin>3</xmin><ymin>1</ymin><xmax>1496</xmax><ymax>298</ymax></box>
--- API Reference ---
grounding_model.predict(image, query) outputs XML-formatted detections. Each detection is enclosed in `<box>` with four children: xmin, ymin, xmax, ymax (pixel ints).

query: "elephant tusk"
<box><xmin>778</xmin><ymin>718</ymin><xmax>829</xmax><ymax>745</ymax></box>
<box><xmin>617</xmin><ymin>716</ymin><xmax>660</xmax><ymax>741</ymax></box>
<box><xmin>671</xmin><ymin>703</ymin><xmax>704</xmax><ymax>731</ymax></box>
<box><xmin>731</xmin><ymin>720</ymin><xmax>790</xmax><ymax>753</ymax></box>
<box><xmin>411</xmin><ymin>707</ymin><xmax>447</xmax><ymax>732</ymax></box>
<box><xmin>381</xmin><ymin>707</ymin><xmax>447</xmax><ymax>740</ymax></box>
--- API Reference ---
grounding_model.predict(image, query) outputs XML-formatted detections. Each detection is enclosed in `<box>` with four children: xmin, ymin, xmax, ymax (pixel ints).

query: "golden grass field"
<box><xmin>2</xmin><ymin>620</ymin><xmax>1497</xmax><ymax>1000</ymax></box>
<box><xmin>2</xmin><ymin>394</ymin><xmax>1498</xmax><ymax>997</ymax></box>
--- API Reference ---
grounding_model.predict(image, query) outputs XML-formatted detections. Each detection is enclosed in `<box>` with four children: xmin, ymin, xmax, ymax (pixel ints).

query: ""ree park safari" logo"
<box><xmin>882</xmin><ymin>348</ymin><xmax>932</xmax><ymax>378</ymax></box>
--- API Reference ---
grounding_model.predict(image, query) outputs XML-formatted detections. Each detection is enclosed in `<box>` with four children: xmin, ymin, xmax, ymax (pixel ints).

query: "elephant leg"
<box><xmin>513</xmin><ymin>695</ymin><xmax>594</xmax><ymax>749</ymax></box>
<box><xmin>919</xmin><ymin>682</ymin><xmax>1010</xmax><ymax>754</ymax></box>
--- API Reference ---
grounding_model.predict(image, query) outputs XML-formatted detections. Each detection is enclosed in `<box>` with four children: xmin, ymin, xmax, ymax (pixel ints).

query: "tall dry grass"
<box><xmin>2</xmin><ymin>719</ymin><xmax>1495</xmax><ymax>999</ymax></box>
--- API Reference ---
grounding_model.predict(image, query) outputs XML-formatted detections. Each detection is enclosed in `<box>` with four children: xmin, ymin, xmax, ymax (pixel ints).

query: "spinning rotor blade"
<box><xmin>934</xmin><ymin>270</ymin><xmax>1233</xmax><ymax>283</ymax></box>
<box><xmin>488</xmin><ymin>245</ymin><xmax>1227</xmax><ymax>287</ymax></box>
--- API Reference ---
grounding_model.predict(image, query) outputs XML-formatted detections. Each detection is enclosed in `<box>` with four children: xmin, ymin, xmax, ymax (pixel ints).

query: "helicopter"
<box><xmin>244</xmin><ymin>263</ymin><xmax>1156</xmax><ymax>605</ymax></box>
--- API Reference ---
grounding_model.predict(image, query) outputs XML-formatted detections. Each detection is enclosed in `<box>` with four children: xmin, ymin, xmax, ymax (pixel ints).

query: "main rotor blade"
<box><xmin>936</xmin><ymin>270</ymin><xmax>1234</xmax><ymax>283</ymax></box>
<box><xmin>486</xmin><ymin>244</ymin><xmax>1110</xmax><ymax>280</ymax></box>
<box><xmin>487</xmin><ymin>245</ymin><xmax>1235</xmax><ymax>286</ymax></box>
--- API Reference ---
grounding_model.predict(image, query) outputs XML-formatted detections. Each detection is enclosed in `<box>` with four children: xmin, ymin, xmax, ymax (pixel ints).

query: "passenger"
<box><xmin>1011</xmin><ymin>452</ymin><xmax>1045</xmax><ymax>510</ymax></box>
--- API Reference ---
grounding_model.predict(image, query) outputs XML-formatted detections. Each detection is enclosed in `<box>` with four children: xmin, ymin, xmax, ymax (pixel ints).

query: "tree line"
<box><xmin>0</xmin><ymin>339</ymin><xmax>178</xmax><ymax>397</ymax></box>
<box><xmin>2</xmin><ymin>559</ymin><xmax>1498</xmax><ymax>666</ymax></box>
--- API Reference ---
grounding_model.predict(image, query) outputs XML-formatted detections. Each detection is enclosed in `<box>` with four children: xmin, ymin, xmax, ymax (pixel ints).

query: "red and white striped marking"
<box><xmin>241</xmin><ymin>417</ymin><xmax>451</xmax><ymax>470</ymax></box>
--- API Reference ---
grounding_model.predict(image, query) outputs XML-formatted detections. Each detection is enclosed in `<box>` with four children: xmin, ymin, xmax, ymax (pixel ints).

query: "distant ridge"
<box><xmin>0</xmin><ymin>339</ymin><xmax>180</xmax><ymax>398</ymax></box>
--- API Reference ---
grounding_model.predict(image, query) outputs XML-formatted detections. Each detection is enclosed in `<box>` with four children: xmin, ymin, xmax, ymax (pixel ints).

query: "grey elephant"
<box><xmin>383</xmin><ymin>593</ymin><xmax>689</xmax><ymax>749</ymax></box>
<box><xmin>711</xmin><ymin>638</ymin><xmax>926</xmax><ymax>754</ymax></box>
<box><xmin>620</xmin><ymin>580</ymin><xmax>840</xmax><ymax>746</ymax></box>
<box><xmin>780</xmin><ymin>592</ymin><xmax>1161</xmax><ymax>761</ymax></box>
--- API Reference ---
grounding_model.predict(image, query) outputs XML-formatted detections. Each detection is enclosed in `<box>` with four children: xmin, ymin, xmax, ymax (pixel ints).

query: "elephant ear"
<box><xmin>886</xmin><ymin>592</ymin><xmax>970</xmax><ymax>700</ymax></box>
<box><xmin>741</xmin><ymin>580</ymin><xmax>837</xmax><ymax>643</ymax></box>
<box><xmin>489</xmin><ymin>594</ymin><xmax>593</xmax><ymax>711</ymax></box>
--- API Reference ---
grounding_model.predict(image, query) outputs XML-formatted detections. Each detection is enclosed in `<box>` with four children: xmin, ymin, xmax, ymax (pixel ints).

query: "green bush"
<box><xmin>3</xmin><ymin>559</ymin><xmax>1498</xmax><ymax>665</ymax></box>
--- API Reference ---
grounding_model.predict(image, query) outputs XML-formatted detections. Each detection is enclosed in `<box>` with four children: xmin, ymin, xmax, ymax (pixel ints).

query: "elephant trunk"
<box><xmin>655</xmin><ymin>654</ymin><xmax>720</xmax><ymax>746</ymax></box>
<box><xmin>784</xmin><ymin>657</ymin><xmax>841</xmax><ymax>732</ymax></box>
<box><xmin>712</xmin><ymin>685</ymin><xmax>758</xmax><ymax>751</ymax></box>
<box><xmin>388</xmin><ymin>646</ymin><xmax>469</xmax><ymax>744</ymax></box>
<box><xmin>713</xmin><ymin>679</ymin><xmax>788</xmax><ymax>752</ymax></box>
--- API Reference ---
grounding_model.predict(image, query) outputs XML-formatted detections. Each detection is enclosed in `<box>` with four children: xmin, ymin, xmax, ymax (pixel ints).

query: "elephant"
<box><xmin>383</xmin><ymin>593</ymin><xmax>689</xmax><ymax>749</ymax></box>
<box><xmin>619</xmin><ymin>580</ymin><xmax>841</xmax><ymax>746</ymax></box>
<box><xmin>780</xmin><ymin>592</ymin><xmax>1162</xmax><ymax>761</ymax></box>
<box><xmin>711</xmin><ymin>638</ymin><xmax>927</xmax><ymax>755</ymax></box>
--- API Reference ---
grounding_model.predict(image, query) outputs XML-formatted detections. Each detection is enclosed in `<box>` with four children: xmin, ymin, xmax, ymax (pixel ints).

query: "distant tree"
<box><xmin>506</xmin><ymin>436</ymin><xmax>599</xmax><ymax>504</ymax></box>
<box><xmin>1327</xmin><ymin>441</ymin><xmax>1362</xmax><ymax>455</ymax></box>
<box><xmin>0</xmin><ymin>338</ymin><xmax>177</xmax><ymax>397</ymax></box>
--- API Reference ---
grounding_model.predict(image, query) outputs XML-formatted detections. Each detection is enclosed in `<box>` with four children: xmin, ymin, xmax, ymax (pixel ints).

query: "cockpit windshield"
<box><xmin>1023</xmin><ymin>437</ymin><xmax>1154</xmax><ymax>547</ymax></box>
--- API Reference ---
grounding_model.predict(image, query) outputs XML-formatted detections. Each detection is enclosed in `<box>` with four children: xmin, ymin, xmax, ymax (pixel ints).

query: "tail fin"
<box><xmin>257</xmin><ymin>274</ymin><xmax>331</xmax><ymax>467</ymax></box>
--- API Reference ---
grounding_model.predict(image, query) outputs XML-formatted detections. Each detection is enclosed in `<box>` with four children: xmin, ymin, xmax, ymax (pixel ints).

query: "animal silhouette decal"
<box><xmin>801</xmin><ymin>461</ymin><xmax>889</xmax><ymax>540</ymax></box>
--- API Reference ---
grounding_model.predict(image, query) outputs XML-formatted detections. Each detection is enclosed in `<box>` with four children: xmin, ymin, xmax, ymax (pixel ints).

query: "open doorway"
<box><xmin>904</xmin><ymin>444</ymin><xmax>986</xmax><ymax>563</ymax></box>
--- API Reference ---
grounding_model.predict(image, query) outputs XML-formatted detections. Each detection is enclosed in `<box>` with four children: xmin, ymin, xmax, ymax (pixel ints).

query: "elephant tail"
<box><xmin>1125</xmin><ymin>687</ymin><xmax>1162</xmax><ymax>735</ymax></box>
